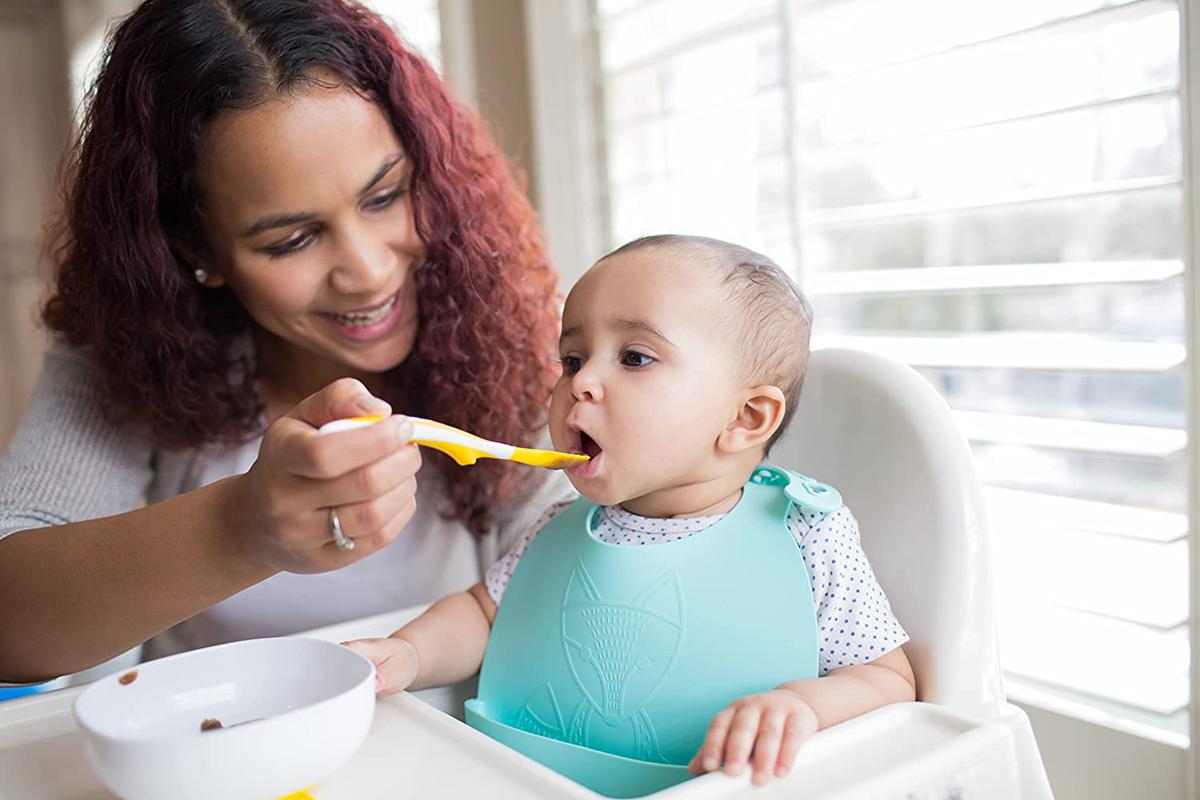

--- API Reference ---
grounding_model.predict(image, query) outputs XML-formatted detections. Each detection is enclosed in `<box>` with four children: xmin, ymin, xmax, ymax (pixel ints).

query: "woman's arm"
<box><xmin>0</xmin><ymin>477</ymin><xmax>273</xmax><ymax>682</ymax></box>
<box><xmin>0</xmin><ymin>359</ymin><xmax>421</xmax><ymax>682</ymax></box>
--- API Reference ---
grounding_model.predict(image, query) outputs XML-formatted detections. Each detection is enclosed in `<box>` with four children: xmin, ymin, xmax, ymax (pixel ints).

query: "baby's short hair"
<box><xmin>603</xmin><ymin>234</ymin><xmax>813</xmax><ymax>453</ymax></box>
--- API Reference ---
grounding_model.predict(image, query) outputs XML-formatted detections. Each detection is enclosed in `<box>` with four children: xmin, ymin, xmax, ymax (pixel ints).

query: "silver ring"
<box><xmin>330</xmin><ymin>508</ymin><xmax>355</xmax><ymax>552</ymax></box>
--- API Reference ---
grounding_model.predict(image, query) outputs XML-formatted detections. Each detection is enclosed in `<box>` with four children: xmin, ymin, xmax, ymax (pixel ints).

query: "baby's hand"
<box><xmin>688</xmin><ymin>689</ymin><xmax>818</xmax><ymax>785</ymax></box>
<box><xmin>340</xmin><ymin>637</ymin><xmax>420</xmax><ymax>696</ymax></box>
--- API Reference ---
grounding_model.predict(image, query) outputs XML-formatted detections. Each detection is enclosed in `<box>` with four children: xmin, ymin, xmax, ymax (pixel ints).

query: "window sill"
<box><xmin>1005</xmin><ymin>672</ymin><xmax>1189</xmax><ymax>749</ymax></box>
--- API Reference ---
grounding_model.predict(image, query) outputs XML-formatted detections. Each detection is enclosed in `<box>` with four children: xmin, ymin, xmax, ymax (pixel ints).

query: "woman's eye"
<box><xmin>264</xmin><ymin>232</ymin><xmax>315</xmax><ymax>258</ymax></box>
<box><xmin>365</xmin><ymin>187</ymin><xmax>405</xmax><ymax>212</ymax></box>
<box><xmin>560</xmin><ymin>355</ymin><xmax>582</xmax><ymax>375</ymax></box>
<box><xmin>621</xmin><ymin>350</ymin><xmax>654</xmax><ymax>368</ymax></box>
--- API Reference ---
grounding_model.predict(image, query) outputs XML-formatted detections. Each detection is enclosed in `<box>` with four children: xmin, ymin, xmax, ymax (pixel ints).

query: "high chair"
<box><xmin>775</xmin><ymin>346</ymin><xmax>1002</xmax><ymax>714</ymax></box>
<box><xmin>772</xmin><ymin>346</ymin><xmax>1053</xmax><ymax>794</ymax></box>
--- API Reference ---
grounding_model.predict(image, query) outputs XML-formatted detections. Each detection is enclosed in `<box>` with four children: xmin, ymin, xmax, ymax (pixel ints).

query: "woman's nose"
<box><xmin>330</xmin><ymin>228</ymin><xmax>394</xmax><ymax>293</ymax></box>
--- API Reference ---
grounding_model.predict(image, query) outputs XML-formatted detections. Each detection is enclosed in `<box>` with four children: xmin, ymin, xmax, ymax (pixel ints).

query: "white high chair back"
<box><xmin>770</xmin><ymin>347</ymin><xmax>1005</xmax><ymax>715</ymax></box>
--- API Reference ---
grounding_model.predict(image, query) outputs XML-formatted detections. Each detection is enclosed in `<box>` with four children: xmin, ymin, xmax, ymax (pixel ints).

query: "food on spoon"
<box><xmin>200</xmin><ymin>718</ymin><xmax>224</xmax><ymax>732</ymax></box>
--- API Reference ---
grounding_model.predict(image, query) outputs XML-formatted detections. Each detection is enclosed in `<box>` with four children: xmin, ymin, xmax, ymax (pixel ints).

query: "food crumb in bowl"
<box><xmin>118</xmin><ymin>670</ymin><xmax>138</xmax><ymax>685</ymax></box>
<box><xmin>200</xmin><ymin>718</ymin><xmax>224</xmax><ymax>732</ymax></box>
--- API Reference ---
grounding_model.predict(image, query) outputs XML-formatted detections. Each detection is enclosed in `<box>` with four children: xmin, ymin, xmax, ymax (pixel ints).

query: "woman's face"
<box><xmin>196</xmin><ymin>83</ymin><xmax>422</xmax><ymax>385</ymax></box>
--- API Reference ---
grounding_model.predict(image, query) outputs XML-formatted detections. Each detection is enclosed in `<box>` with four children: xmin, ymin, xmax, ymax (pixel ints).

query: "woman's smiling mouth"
<box><xmin>318</xmin><ymin>291</ymin><xmax>403</xmax><ymax>341</ymax></box>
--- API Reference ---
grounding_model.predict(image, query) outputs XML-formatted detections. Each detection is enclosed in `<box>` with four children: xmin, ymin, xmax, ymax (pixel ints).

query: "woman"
<box><xmin>0</xmin><ymin>0</ymin><xmax>565</xmax><ymax>683</ymax></box>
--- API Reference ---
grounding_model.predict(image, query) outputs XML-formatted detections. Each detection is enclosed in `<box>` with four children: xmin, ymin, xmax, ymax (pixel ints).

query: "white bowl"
<box><xmin>73</xmin><ymin>637</ymin><xmax>376</xmax><ymax>800</ymax></box>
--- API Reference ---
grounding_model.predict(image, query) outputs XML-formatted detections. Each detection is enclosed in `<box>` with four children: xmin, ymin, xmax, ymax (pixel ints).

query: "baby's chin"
<box><xmin>567</xmin><ymin>478</ymin><xmax>618</xmax><ymax>507</ymax></box>
<box><xmin>564</xmin><ymin>473</ymin><xmax>627</xmax><ymax>508</ymax></box>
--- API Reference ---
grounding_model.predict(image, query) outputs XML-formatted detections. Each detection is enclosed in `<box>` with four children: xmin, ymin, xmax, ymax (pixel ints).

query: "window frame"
<box><xmin>1181</xmin><ymin>0</ymin><xmax>1200</xmax><ymax>792</ymax></box>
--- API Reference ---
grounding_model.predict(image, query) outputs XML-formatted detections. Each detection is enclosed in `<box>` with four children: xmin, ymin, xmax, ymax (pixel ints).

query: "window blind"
<box><xmin>590</xmin><ymin>0</ymin><xmax>1187</xmax><ymax>737</ymax></box>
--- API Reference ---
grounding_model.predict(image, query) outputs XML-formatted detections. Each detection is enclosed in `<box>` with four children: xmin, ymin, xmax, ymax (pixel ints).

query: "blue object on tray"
<box><xmin>0</xmin><ymin>684</ymin><xmax>46</xmax><ymax>702</ymax></box>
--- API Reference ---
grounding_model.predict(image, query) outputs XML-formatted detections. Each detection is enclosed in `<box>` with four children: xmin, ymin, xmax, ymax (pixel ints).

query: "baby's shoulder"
<box><xmin>786</xmin><ymin>502</ymin><xmax>860</xmax><ymax>546</ymax></box>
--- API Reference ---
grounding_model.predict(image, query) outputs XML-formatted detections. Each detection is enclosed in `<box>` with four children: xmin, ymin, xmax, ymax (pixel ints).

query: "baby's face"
<box><xmin>550</xmin><ymin>250</ymin><xmax>742</xmax><ymax>510</ymax></box>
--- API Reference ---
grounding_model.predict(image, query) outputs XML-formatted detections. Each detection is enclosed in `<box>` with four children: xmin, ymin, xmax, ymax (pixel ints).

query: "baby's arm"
<box><xmin>343</xmin><ymin>582</ymin><xmax>497</xmax><ymax>695</ymax></box>
<box><xmin>689</xmin><ymin>646</ymin><xmax>915</xmax><ymax>785</ymax></box>
<box><xmin>778</xmin><ymin>643</ymin><xmax>915</xmax><ymax>728</ymax></box>
<box><xmin>691</xmin><ymin>504</ymin><xmax>914</xmax><ymax>784</ymax></box>
<box><xmin>345</xmin><ymin>496</ymin><xmax>575</xmax><ymax>695</ymax></box>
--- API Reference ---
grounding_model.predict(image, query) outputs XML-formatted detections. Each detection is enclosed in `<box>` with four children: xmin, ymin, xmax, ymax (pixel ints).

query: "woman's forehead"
<box><xmin>197</xmin><ymin>85</ymin><xmax>404</xmax><ymax>220</ymax></box>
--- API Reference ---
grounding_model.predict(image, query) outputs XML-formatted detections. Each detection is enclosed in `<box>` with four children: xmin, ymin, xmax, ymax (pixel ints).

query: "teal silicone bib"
<box><xmin>466</xmin><ymin>466</ymin><xmax>832</xmax><ymax>797</ymax></box>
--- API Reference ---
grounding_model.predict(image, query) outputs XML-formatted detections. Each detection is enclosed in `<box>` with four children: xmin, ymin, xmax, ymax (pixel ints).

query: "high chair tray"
<box><xmin>0</xmin><ymin>607</ymin><xmax>1050</xmax><ymax>799</ymax></box>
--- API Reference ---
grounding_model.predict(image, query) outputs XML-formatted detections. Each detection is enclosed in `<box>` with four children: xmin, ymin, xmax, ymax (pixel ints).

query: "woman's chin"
<box><xmin>328</xmin><ymin>321</ymin><xmax>417</xmax><ymax>375</ymax></box>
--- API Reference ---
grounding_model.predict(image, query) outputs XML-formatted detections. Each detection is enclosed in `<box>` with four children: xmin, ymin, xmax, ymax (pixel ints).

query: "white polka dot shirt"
<box><xmin>483</xmin><ymin>496</ymin><xmax>909</xmax><ymax>676</ymax></box>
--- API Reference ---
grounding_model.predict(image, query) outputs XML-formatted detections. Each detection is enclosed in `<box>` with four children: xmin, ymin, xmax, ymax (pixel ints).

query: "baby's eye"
<box><xmin>560</xmin><ymin>355</ymin><xmax>583</xmax><ymax>375</ymax></box>
<box><xmin>620</xmin><ymin>350</ymin><xmax>654</xmax><ymax>368</ymax></box>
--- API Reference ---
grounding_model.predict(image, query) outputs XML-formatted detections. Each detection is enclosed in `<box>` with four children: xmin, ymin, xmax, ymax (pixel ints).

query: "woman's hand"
<box><xmin>341</xmin><ymin>637</ymin><xmax>420</xmax><ymax>696</ymax></box>
<box><xmin>688</xmin><ymin>689</ymin><xmax>818</xmax><ymax>785</ymax></box>
<box><xmin>228</xmin><ymin>378</ymin><xmax>421</xmax><ymax>574</ymax></box>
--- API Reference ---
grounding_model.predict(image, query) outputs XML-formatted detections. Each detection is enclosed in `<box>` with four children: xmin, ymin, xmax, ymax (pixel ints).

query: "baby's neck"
<box><xmin>672</xmin><ymin>489</ymin><xmax>742</xmax><ymax>517</ymax></box>
<box><xmin>618</xmin><ymin>472</ymin><xmax>748</xmax><ymax>519</ymax></box>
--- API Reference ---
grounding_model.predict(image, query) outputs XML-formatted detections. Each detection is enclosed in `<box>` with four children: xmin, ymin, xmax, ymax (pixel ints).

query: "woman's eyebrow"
<box><xmin>242</xmin><ymin>211</ymin><xmax>317</xmax><ymax>237</ymax></box>
<box><xmin>240</xmin><ymin>155</ymin><xmax>406</xmax><ymax>238</ymax></box>
<box><xmin>359</xmin><ymin>154</ymin><xmax>404</xmax><ymax>194</ymax></box>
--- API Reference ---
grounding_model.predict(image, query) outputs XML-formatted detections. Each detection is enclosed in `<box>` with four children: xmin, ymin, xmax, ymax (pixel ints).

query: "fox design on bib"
<box><xmin>512</xmin><ymin>561</ymin><xmax>687</xmax><ymax>762</ymax></box>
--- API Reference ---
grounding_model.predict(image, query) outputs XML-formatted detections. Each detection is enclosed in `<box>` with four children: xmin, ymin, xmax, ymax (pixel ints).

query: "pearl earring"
<box><xmin>194</xmin><ymin>269</ymin><xmax>209</xmax><ymax>285</ymax></box>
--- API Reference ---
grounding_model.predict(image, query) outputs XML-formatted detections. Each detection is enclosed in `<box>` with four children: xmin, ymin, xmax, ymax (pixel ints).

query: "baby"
<box><xmin>344</xmin><ymin>235</ymin><xmax>914</xmax><ymax>795</ymax></box>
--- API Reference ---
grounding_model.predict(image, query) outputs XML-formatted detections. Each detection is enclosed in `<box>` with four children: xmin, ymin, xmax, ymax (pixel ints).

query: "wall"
<box><xmin>0</xmin><ymin>2</ymin><xmax>72</xmax><ymax>450</ymax></box>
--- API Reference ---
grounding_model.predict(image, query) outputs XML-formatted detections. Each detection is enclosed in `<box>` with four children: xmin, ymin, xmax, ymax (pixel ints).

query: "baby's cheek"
<box><xmin>547</xmin><ymin>391</ymin><xmax>572</xmax><ymax>448</ymax></box>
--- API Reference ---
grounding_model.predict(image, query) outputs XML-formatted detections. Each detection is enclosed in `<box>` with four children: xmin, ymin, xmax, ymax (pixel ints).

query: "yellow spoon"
<box><xmin>318</xmin><ymin>415</ymin><xmax>589</xmax><ymax>470</ymax></box>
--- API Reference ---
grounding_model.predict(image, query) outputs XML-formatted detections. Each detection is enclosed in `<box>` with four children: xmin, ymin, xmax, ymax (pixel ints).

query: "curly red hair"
<box><xmin>43</xmin><ymin>0</ymin><xmax>560</xmax><ymax>535</ymax></box>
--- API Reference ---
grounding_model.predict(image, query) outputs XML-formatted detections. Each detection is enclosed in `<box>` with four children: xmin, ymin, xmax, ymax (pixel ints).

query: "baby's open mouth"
<box><xmin>578</xmin><ymin>431</ymin><xmax>602</xmax><ymax>459</ymax></box>
<box><xmin>565</xmin><ymin>425</ymin><xmax>604</xmax><ymax>478</ymax></box>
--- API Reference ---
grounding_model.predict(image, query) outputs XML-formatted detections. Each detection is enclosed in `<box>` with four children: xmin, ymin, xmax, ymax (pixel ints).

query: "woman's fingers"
<box><xmin>325</xmin><ymin>476</ymin><xmax>419</xmax><ymax>552</ymax></box>
<box><xmin>282</xmin><ymin>413</ymin><xmax>415</xmax><ymax>481</ymax></box>
<box><xmin>289</xmin><ymin>377</ymin><xmax>391</xmax><ymax>430</ymax></box>
<box><xmin>233</xmin><ymin>378</ymin><xmax>421</xmax><ymax>573</ymax></box>
<box><xmin>308</xmin><ymin>439</ymin><xmax>422</xmax><ymax>509</ymax></box>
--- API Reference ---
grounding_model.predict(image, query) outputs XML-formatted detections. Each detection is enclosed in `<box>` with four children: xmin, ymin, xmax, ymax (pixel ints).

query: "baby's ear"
<box><xmin>718</xmin><ymin>385</ymin><xmax>786</xmax><ymax>454</ymax></box>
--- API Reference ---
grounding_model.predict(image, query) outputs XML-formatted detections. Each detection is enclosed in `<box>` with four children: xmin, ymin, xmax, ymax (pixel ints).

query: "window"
<box><xmin>361</xmin><ymin>0</ymin><xmax>443</xmax><ymax>72</ymax></box>
<box><xmin>588</xmin><ymin>0</ymin><xmax>1187</xmax><ymax>740</ymax></box>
